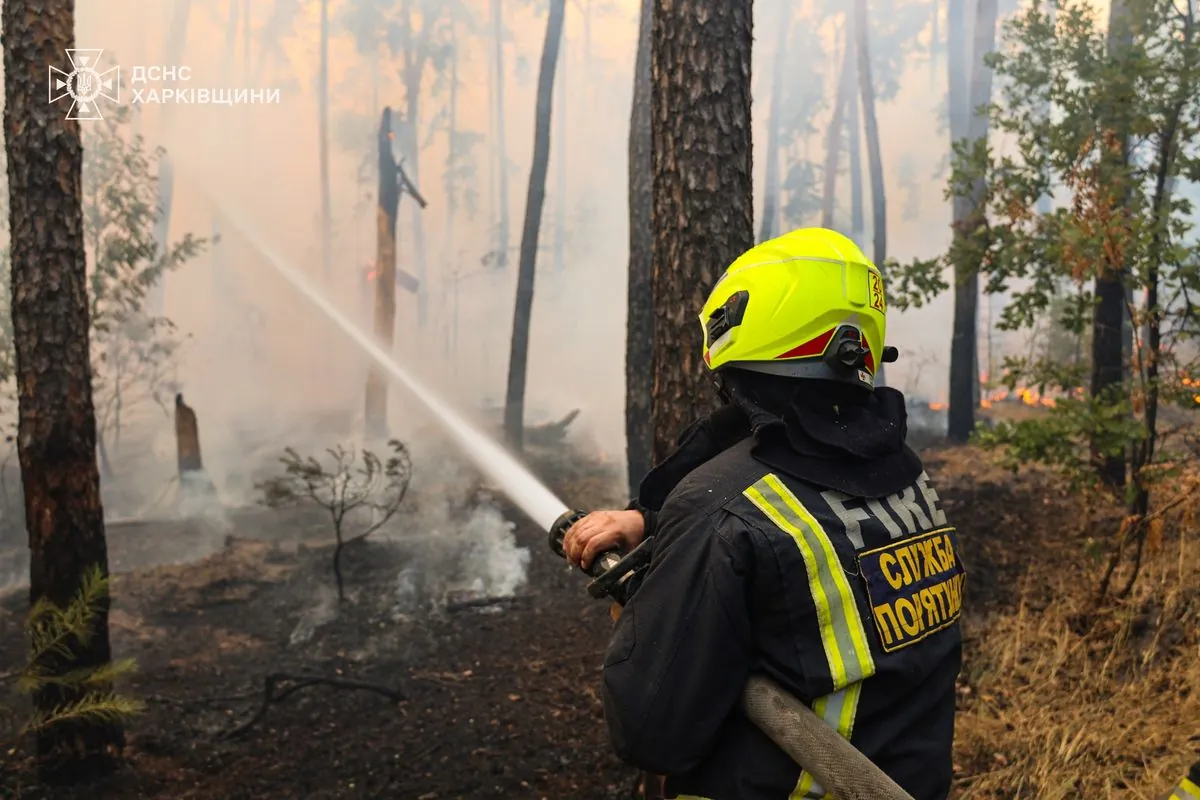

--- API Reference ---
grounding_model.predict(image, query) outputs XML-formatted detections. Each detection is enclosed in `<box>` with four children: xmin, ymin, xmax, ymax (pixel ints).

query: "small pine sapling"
<box><xmin>1</xmin><ymin>566</ymin><xmax>143</xmax><ymax>754</ymax></box>
<box><xmin>258</xmin><ymin>440</ymin><xmax>413</xmax><ymax>601</ymax></box>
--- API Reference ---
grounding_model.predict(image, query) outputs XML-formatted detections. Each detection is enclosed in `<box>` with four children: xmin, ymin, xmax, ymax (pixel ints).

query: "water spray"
<box><xmin>188</xmin><ymin>179</ymin><xmax>570</xmax><ymax>533</ymax></box>
<box><xmin>192</xmin><ymin>181</ymin><xmax>916</xmax><ymax>799</ymax></box>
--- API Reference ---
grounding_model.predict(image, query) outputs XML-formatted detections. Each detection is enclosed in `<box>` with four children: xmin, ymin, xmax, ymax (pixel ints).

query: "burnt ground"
<box><xmin>1</xmin><ymin>439</ymin><xmax>1196</xmax><ymax>799</ymax></box>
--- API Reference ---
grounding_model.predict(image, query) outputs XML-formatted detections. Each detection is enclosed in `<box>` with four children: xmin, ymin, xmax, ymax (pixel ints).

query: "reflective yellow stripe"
<box><xmin>744</xmin><ymin>475</ymin><xmax>876</xmax><ymax>686</ymax></box>
<box><xmin>744</xmin><ymin>474</ymin><xmax>875</xmax><ymax>800</ymax></box>
<box><xmin>1174</xmin><ymin>777</ymin><xmax>1200</xmax><ymax>800</ymax></box>
<box><xmin>792</xmin><ymin>683</ymin><xmax>863</xmax><ymax>799</ymax></box>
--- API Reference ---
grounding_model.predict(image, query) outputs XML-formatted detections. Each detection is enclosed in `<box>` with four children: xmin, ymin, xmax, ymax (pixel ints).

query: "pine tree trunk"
<box><xmin>821</xmin><ymin>26</ymin><xmax>852</xmax><ymax>229</ymax></box>
<box><xmin>503</xmin><ymin>0</ymin><xmax>567</xmax><ymax>450</ymax></box>
<box><xmin>1090</xmin><ymin>0</ymin><xmax>1132</xmax><ymax>489</ymax></box>
<box><xmin>947</xmin><ymin>0</ymin><xmax>997</xmax><ymax>443</ymax></box>
<box><xmin>147</xmin><ymin>0</ymin><xmax>193</xmax><ymax>317</ymax></box>
<box><xmin>758</xmin><ymin>7</ymin><xmax>789</xmax><ymax>244</ymax></box>
<box><xmin>650</xmin><ymin>0</ymin><xmax>754</xmax><ymax>463</ymax></box>
<box><xmin>854</xmin><ymin>0</ymin><xmax>886</xmax><ymax>268</ymax></box>
<box><xmin>366</xmin><ymin>108</ymin><xmax>401</xmax><ymax>441</ymax></box>
<box><xmin>3</xmin><ymin>0</ymin><xmax>123</xmax><ymax>778</ymax></box>
<box><xmin>492</xmin><ymin>0</ymin><xmax>511</xmax><ymax>268</ymax></box>
<box><xmin>624</xmin><ymin>0</ymin><xmax>654</xmax><ymax>496</ymax></box>
<box><xmin>318</xmin><ymin>0</ymin><xmax>332</xmax><ymax>281</ymax></box>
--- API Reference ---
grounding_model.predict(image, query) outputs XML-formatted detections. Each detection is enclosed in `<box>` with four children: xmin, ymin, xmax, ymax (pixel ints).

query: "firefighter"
<box><xmin>572</xmin><ymin>227</ymin><xmax>962</xmax><ymax>800</ymax></box>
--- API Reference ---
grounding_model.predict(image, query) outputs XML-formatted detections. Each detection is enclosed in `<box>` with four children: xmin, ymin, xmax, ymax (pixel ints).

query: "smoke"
<box><xmin>0</xmin><ymin>0</ymin><xmax>1035</xmax><ymax>589</ymax></box>
<box><xmin>385</xmin><ymin>435</ymin><xmax>531</xmax><ymax>617</ymax></box>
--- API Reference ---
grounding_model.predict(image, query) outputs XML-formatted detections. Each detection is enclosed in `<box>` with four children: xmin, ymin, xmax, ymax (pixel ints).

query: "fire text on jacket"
<box><xmin>857</xmin><ymin>527</ymin><xmax>966</xmax><ymax>653</ymax></box>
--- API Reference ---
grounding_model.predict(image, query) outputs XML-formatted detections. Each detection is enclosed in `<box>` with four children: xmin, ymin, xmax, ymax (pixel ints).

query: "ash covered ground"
<box><xmin>1</xmin><ymin>425</ymin><xmax>1196</xmax><ymax>799</ymax></box>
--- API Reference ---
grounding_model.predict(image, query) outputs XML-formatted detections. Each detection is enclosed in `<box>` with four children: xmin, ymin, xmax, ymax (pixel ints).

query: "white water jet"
<box><xmin>186</xmin><ymin>175</ymin><xmax>571</xmax><ymax>533</ymax></box>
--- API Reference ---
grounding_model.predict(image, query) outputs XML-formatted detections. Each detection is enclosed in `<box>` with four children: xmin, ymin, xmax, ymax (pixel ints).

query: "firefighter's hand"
<box><xmin>563</xmin><ymin>509</ymin><xmax>645</xmax><ymax>570</ymax></box>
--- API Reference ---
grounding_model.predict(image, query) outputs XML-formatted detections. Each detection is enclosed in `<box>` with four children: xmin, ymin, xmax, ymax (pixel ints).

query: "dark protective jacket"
<box><xmin>603</xmin><ymin>381</ymin><xmax>963</xmax><ymax>800</ymax></box>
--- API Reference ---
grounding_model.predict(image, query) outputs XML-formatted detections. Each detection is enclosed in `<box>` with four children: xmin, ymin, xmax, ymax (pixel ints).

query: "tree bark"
<box><xmin>1090</xmin><ymin>0</ymin><xmax>1133</xmax><ymax>489</ymax></box>
<box><xmin>854</xmin><ymin>0</ymin><xmax>887</xmax><ymax>269</ymax></box>
<box><xmin>650</xmin><ymin>0</ymin><xmax>754</xmax><ymax>463</ymax></box>
<box><xmin>758</xmin><ymin>5</ymin><xmax>789</xmax><ymax>244</ymax></box>
<box><xmin>366</xmin><ymin>108</ymin><xmax>400</xmax><ymax>441</ymax></box>
<box><xmin>492</xmin><ymin>0</ymin><xmax>511</xmax><ymax>269</ymax></box>
<box><xmin>821</xmin><ymin>27</ymin><xmax>852</xmax><ymax>229</ymax></box>
<box><xmin>3</xmin><ymin>0</ymin><xmax>123</xmax><ymax>778</ymax></box>
<box><xmin>318</xmin><ymin>0</ymin><xmax>331</xmax><ymax>281</ymax></box>
<box><xmin>624</xmin><ymin>0</ymin><xmax>654</xmax><ymax>496</ymax></box>
<box><xmin>503</xmin><ymin>0</ymin><xmax>567</xmax><ymax>450</ymax></box>
<box><xmin>147</xmin><ymin>0</ymin><xmax>193</xmax><ymax>317</ymax></box>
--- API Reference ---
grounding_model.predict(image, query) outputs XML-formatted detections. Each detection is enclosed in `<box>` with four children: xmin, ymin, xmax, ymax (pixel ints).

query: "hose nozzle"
<box><xmin>548</xmin><ymin>509</ymin><xmax>587</xmax><ymax>559</ymax></box>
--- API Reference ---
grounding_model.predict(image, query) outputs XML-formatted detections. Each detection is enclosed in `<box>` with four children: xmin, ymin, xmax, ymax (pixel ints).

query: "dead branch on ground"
<box><xmin>222</xmin><ymin>672</ymin><xmax>405</xmax><ymax>740</ymax></box>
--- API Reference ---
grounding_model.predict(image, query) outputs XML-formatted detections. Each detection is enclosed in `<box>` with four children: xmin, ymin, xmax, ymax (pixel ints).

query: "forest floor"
<box><xmin>0</xmin><ymin>437</ymin><xmax>1197</xmax><ymax>799</ymax></box>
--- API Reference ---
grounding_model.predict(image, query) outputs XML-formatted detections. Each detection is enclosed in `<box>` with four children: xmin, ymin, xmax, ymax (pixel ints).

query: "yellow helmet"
<box><xmin>700</xmin><ymin>227</ymin><xmax>893</xmax><ymax>391</ymax></box>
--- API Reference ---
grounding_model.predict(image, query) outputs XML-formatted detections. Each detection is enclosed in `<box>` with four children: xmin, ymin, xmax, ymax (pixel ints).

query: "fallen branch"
<box><xmin>222</xmin><ymin>672</ymin><xmax>405</xmax><ymax>739</ymax></box>
<box><xmin>445</xmin><ymin>594</ymin><xmax>531</xmax><ymax>613</ymax></box>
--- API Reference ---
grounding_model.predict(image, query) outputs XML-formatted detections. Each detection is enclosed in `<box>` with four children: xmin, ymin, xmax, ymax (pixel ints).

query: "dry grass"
<box><xmin>944</xmin><ymin>448</ymin><xmax>1200</xmax><ymax>799</ymax></box>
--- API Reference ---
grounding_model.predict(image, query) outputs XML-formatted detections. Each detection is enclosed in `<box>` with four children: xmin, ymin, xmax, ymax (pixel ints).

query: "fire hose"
<box><xmin>549</xmin><ymin>510</ymin><xmax>916</xmax><ymax>800</ymax></box>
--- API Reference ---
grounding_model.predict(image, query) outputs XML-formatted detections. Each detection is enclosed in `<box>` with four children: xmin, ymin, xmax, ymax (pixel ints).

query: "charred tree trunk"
<box><xmin>318</xmin><ymin>0</ymin><xmax>331</xmax><ymax>280</ymax></box>
<box><xmin>3</xmin><ymin>0</ymin><xmax>123</xmax><ymax>778</ymax></box>
<box><xmin>366</xmin><ymin>109</ymin><xmax>400</xmax><ymax>441</ymax></box>
<box><xmin>625</xmin><ymin>0</ymin><xmax>654</xmax><ymax>495</ymax></box>
<box><xmin>492</xmin><ymin>0</ymin><xmax>511</xmax><ymax>269</ymax></box>
<box><xmin>758</xmin><ymin>6</ymin><xmax>789</xmax><ymax>244</ymax></box>
<box><xmin>147</xmin><ymin>0</ymin><xmax>193</xmax><ymax>317</ymax></box>
<box><xmin>821</xmin><ymin>26</ymin><xmax>852</xmax><ymax>229</ymax></box>
<box><xmin>554</xmin><ymin>37</ymin><xmax>567</xmax><ymax>272</ymax></box>
<box><xmin>1090</xmin><ymin>0</ymin><xmax>1133</xmax><ymax>490</ymax></box>
<box><xmin>503</xmin><ymin>0</ymin><xmax>567</xmax><ymax>450</ymax></box>
<box><xmin>854</xmin><ymin>0</ymin><xmax>886</xmax><ymax>269</ymax></box>
<box><xmin>650</xmin><ymin>0</ymin><xmax>754</xmax><ymax>462</ymax></box>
